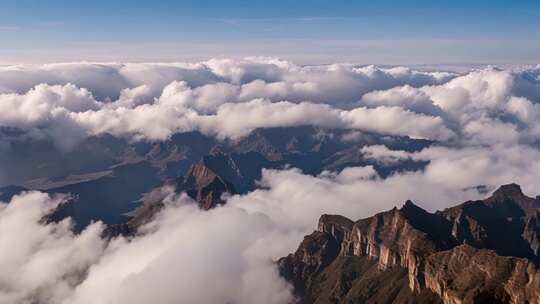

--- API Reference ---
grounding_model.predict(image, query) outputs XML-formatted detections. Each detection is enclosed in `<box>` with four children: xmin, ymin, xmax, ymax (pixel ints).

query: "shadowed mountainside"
<box><xmin>1</xmin><ymin>126</ymin><xmax>430</xmax><ymax>231</ymax></box>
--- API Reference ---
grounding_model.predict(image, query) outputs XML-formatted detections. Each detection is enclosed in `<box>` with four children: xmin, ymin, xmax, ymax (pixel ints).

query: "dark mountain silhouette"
<box><xmin>0</xmin><ymin>185</ymin><xmax>27</xmax><ymax>202</ymax></box>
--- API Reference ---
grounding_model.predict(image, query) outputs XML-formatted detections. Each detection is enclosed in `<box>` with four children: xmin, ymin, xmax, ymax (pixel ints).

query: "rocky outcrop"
<box><xmin>278</xmin><ymin>231</ymin><xmax>341</xmax><ymax>296</ymax></box>
<box><xmin>425</xmin><ymin>245</ymin><xmax>540</xmax><ymax>304</ymax></box>
<box><xmin>440</xmin><ymin>183</ymin><xmax>540</xmax><ymax>265</ymax></box>
<box><xmin>176</xmin><ymin>151</ymin><xmax>238</xmax><ymax>210</ymax></box>
<box><xmin>316</xmin><ymin>202</ymin><xmax>443</xmax><ymax>293</ymax></box>
<box><xmin>279</xmin><ymin>184</ymin><xmax>540</xmax><ymax>304</ymax></box>
<box><xmin>278</xmin><ymin>231</ymin><xmax>443</xmax><ymax>304</ymax></box>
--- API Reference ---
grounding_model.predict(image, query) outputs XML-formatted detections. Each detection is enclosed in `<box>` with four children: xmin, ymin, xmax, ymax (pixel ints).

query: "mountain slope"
<box><xmin>279</xmin><ymin>184</ymin><xmax>540</xmax><ymax>304</ymax></box>
<box><xmin>1</xmin><ymin>127</ymin><xmax>432</xmax><ymax>232</ymax></box>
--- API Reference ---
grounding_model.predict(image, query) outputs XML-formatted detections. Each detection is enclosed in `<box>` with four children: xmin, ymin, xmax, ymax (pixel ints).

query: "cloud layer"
<box><xmin>2</xmin><ymin>59</ymin><xmax>540</xmax><ymax>152</ymax></box>
<box><xmin>0</xmin><ymin>190</ymin><xmax>296</xmax><ymax>304</ymax></box>
<box><xmin>3</xmin><ymin>58</ymin><xmax>540</xmax><ymax>303</ymax></box>
<box><xmin>0</xmin><ymin>58</ymin><xmax>458</xmax><ymax>149</ymax></box>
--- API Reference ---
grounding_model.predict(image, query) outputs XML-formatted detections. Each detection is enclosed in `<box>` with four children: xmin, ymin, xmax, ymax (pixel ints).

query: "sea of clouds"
<box><xmin>2</xmin><ymin>57</ymin><xmax>540</xmax><ymax>303</ymax></box>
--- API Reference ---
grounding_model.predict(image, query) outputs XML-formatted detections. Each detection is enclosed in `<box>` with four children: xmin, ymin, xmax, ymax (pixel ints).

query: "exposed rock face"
<box><xmin>279</xmin><ymin>184</ymin><xmax>540</xmax><ymax>304</ymax></box>
<box><xmin>176</xmin><ymin>151</ymin><xmax>238</xmax><ymax>210</ymax></box>
<box><xmin>425</xmin><ymin>245</ymin><xmax>540</xmax><ymax>304</ymax></box>
<box><xmin>440</xmin><ymin>183</ymin><xmax>540</xmax><ymax>265</ymax></box>
<box><xmin>279</xmin><ymin>231</ymin><xmax>340</xmax><ymax>298</ymax></box>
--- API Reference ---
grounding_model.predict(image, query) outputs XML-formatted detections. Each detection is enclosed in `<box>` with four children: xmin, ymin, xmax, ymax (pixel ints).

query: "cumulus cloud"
<box><xmin>0</xmin><ymin>58</ymin><xmax>462</xmax><ymax>149</ymax></box>
<box><xmin>341</xmin><ymin>106</ymin><xmax>453</xmax><ymax>140</ymax></box>
<box><xmin>0</xmin><ymin>190</ymin><xmax>295</xmax><ymax>304</ymax></box>
<box><xmin>2</xmin><ymin>58</ymin><xmax>539</xmax><ymax>151</ymax></box>
<box><xmin>0</xmin><ymin>62</ymin><xmax>219</xmax><ymax>100</ymax></box>
<box><xmin>0</xmin><ymin>192</ymin><xmax>105</xmax><ymax>304</ymax></box>
<box><xmin>0</xmin><ymin>59</ymin><xmax>452</xmax><ymax>102</ymax></box>
<box><xmin>67</xmin><ymin>191</ymin><xmax>294</xmax><ymax>304</ymax></box>
<box><xmin>360</xmin><ymin>144</ymin><xmax>412</xmax><ymax>164</ymax></box>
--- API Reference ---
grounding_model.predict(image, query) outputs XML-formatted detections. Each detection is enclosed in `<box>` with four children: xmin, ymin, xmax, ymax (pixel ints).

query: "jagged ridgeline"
<box><xmin>0</xmin><ymin>126</ymin><xmax>430</xmax><ymax>232</ymax></box>
<box><xmin>278</xmin><ymin>184</ymin><xmax>540</xmax><ymax>304</ymax></box>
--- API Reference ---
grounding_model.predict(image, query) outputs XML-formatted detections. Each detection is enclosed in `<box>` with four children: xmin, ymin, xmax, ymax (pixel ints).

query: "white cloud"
<box><xmin>67</xmin><ymin>192</ymin><xmax>294</xmax><ymax>304</ymax></box>
<box><xmin>360</xmin><ymin>145</ymin><xmax>412</xmax><ymax>164</ymax></box>
<box><xmin>0</xmin><ymin>192</ymin><xmax>105</xmax><ymax>304</ymax></box>
<box><xmin>2</xmin><ymin>58</ymin><xmax>540</xmax><ymax>154</ymax></box>
<box><xmin>195</xmin><ymin>99</ymin><xmax>344</xmax><ymax>139</ymax></box>
<box><xmin>3</xmin><ymin>58</ymin><xmax>540</xmax><ymax>304</ymax></box>
<box><xmin>0</xmin><ymin>58</ymin><xmax>459</xmax><ymax>147</ymax></box>
<box><xmin>0</xmin><ymin>190</ymin><xmax>295</xmax><ymax>304</ymax></box>
<box><xmin>341</xmin><ymin>106</ymin><xmax>453</xmax><ymax>140</ymax></box>
<box><xmin>1</xmin><ymin>59</ymin><xmax>540</xmax><ymax>162</ymax></box>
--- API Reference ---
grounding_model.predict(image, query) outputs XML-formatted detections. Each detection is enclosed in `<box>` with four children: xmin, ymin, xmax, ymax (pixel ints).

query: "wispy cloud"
<box><xmin>293</xmin><ymin>17</ymin><xmax>352</xmax><ymax>22</ymax></box>
<box><xmin>0</xmin><ymin>22</ymin><xmax>66</xmax><ymax>32</ymax></box>
<box><xmin>213</xmin><ymin>18</ymin><xmax>242</xmax><ymax>26</ymax></box>
<box><xmin>0</xmin><ymin>25</ymin><xmax>20</xmax><ymax>31</ymax></box>
<box><xmin>39</xmin><ymin>21</ymin><xmax>68</xmax><ymax>28</ymax></box>
<box><xmin>212</xmin><ymin>17</ymin><xmax>353</xmax><ymax>26</ymax></box>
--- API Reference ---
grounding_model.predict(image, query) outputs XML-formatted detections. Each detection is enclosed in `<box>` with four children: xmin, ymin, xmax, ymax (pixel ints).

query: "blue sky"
<box><xmin>1</xmin><ymin>0</ymin><xmax>539</xmax><ymax>64</ymax></box>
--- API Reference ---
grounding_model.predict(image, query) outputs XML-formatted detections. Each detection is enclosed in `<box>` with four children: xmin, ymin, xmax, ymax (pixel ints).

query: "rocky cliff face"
<box><xmin>279</xmin><ymin>184</ymin><xmax>540</xmax><ymax>304</ymax></box>
<box><xmin>175</xmin><ymin>150</ymin><xmax>239</xmax><ymax>210</ymax></box>
<box><xmin>440</xmin><ymin>183</ymin><xmax>540</xmax><ymax>265</ymax></box>
<box><xmin>425</xmin><ymin>245</ymin><xmax>540</xmax><ymax>304</ymax></box>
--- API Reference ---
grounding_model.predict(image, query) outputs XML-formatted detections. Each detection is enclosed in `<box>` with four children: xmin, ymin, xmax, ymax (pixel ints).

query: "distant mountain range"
<box><xmin>0</xmin><ymin>126</ymin><xmax>430</xmax><ymax>231</ymax></box>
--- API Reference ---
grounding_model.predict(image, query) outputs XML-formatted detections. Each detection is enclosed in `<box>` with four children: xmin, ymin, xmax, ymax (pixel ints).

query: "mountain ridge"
<box><xmin>0</xmin><ymin>126</ymin><xmax>432</xmax><ymax>232</ymax></box>
<box><xmin>278</xmin><ymin>184</ymin><xmax>540</xmax><ymax>304</ymax></box>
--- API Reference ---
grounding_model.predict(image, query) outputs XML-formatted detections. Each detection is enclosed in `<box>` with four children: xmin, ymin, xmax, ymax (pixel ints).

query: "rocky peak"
<box><xmin>177</xmin><ymin>155</ymin><xmax>238</xmax><ymax>210</ymax></box>
<box><xmin>484</xmin><ymin>183</ymin><xmax>540</xmax><ymax>215</ymax></box>
<box><xmin>200</xmin><ymin>152</ymin><xmax>243</xmax><ymax>187</ymax></box>
<box><xmin>232</xmin><ymin>129</ymin><xmax>283</xmax><ymax>161</ymax></box>
<box><xmin>318</xmin><ymin>214</ymin><xmax>355</xmax><ymax>247</ymax></box>
<box><xmin>400</xmin><ymin>200</ymin><xmax>455</xmax><ymax>250</ymax></box>
<box><xmin>399</xmin><ymin>200</ymin><xmax>429</xmax><ymax>220</ymax></box>
<box><xmin>491</xmin><ymin>183</ymin><xmax>524</xmax><ymax>198</ymax></box>
<box><xmin>318</xmin><ymin>214</ymin><xmax>355</xmax><ymax>232</ymax></box>
<box><xmin>186</xmin><ymin>162</ymin><xmax>219</xmax><ymax>187</ymax></box>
